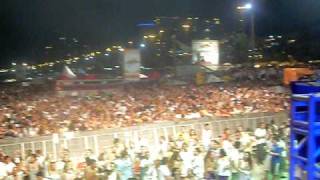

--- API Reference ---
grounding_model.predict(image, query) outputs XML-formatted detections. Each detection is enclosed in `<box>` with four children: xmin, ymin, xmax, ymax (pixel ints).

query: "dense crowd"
<box><xmin>0</xmin><ymin>121</ymin><xmax>290</xmax><ymax>180</ymax></box>
<box><xmin>0</xmin><ymin>82</ymin><xmax>289</xmax><ymax>139</ymax></box>
<box><xmin>0</xmin><ymin>81</ymin><xmax>289</xmax><ymax>139</ymax></box>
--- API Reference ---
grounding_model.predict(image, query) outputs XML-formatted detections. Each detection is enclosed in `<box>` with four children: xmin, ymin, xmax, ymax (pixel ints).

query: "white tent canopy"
<box><xmin>61</xmin><ymin>66</ymin><xmax>77</xmax><ymax>79</ymax></box>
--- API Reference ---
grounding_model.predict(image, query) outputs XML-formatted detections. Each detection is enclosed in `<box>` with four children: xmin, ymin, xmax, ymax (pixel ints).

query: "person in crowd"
<box><xmin>230</xmin><ymin>142</ymin><xmax>241</xmax><ymax>180</ymax></box>
<box><xmin>84</xmin><ymin>159</ymin><xmax>98</xmax><ymax>180</ymax></box>
<box><xmin>254</xmin><ymin>123</ymin><xmax>268</xmax><ymax>166</ymax></box>
<box><xmin>216</xmin><ymin>149</ymin><xmax>231</xmax><ymax>180</ymax></box>
<box><xmin>179</xmin><ymin>143</ymin><xmax>194</xmax><ymax>178</ymax></box>
<box><xmin>62</xmin><ymin>163</ymin><xmax>76</xmax><ymax>180</ymax></box>
<box><xmin>239</xmin><ymin>152</ymin><xmax>252</xmax><ymax>180</ymax></box>
<box><xmin>114</xmin><ymin>150</ymin><xmax>133</xmax><ymax>180</ymax></box>
<box><xmin>0</xmin><ymin>157</ymin><xmax>8</xmax><ymax>179</ymax></box>
<box><xmin>192</xmin><ymin>147</ymin><xmax>205</xmax><ymax>179</ymax></box>
<box><xmin>139</xmin><ymin>150</ymin><xmax>152</xmax><ymax>180</ymax></box>
<box><xmin>204</xmin><ymin>149</ymin><xmax>217</xmax><ymax>180</ymax></box>
<box><xmin>46</xmin><ymin>161</ymin><xmax>61</xmax><ymax>180</ymax></box>
<box><xmin>4</xmin><ymin>156</ymin><xmax>16</xmax><ymax>175</ymax></box>
<box><xmin>270</xmin><ymin>137</ymin><xmax>284</xmax><ymax>180</ymax></box>
<box><xmin>202</xmin><ymin>123</ymin><xmax>213</xmax><ymax>150</ymax></box>
<box><xmin>27</xmin><ymin>154</ymin><xmax>40</xmax><ymax>180</ymax></box>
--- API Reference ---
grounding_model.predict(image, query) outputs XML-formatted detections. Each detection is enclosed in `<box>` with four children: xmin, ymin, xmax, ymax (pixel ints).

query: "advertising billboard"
<box><xmin>192</xmin><ymin>40</ymin><xmax>219</xmax><ymax>65</ymax></box>
<box><xmin>123</xmin><ymin>49</ymin><xmax>141</xmax><ymax>81</ymax></box>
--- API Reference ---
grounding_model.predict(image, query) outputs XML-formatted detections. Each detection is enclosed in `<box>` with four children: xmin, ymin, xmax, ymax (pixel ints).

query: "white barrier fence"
<box><xmin>0</xmin><ymin>112</ymin><xmax>288</xmax><ymax>162</ymax></box>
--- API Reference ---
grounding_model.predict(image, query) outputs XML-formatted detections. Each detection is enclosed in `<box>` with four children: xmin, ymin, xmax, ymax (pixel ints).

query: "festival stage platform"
<box><xmin>291</xmin><ymin>82</ymin><xmax>320</xmax><ymax>179</ymax></box>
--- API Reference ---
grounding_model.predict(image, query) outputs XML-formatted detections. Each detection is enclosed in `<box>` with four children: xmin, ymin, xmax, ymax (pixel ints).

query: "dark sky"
<box><xmin>0</xmin><ymin>0</ymin><xmax>319</xmax><ymax>66</ymax></box>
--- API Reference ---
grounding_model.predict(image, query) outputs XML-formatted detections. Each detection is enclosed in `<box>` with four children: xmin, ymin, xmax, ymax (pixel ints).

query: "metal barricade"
<box><xmin>0</xmin><ymin>112</ymin><xmax>288</xmax><ymax>161</ymax></box>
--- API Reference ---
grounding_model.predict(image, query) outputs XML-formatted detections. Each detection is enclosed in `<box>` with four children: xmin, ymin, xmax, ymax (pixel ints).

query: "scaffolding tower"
<box><xmin>291</xmin><ymin>93</ymin><xmax>320</xmax><ymax>179</ymax></box>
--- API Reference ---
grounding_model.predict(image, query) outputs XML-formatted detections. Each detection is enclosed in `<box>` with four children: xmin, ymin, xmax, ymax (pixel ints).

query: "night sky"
<box><xmin>0</xmin><ymin>0</ymin><xmax>319</xmax><ymax>66</ymax></box>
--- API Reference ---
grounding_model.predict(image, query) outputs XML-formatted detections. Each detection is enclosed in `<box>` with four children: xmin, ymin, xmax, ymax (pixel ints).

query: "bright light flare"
<box><xmin>237</xmin><ymin>3</ymin><xmax>252</xmax><ymax>10</ymax></box>
<box><xmin>140</xmin><ymin>43</ymin><xmax>146</xmax><ymax>48</ymax></box>
<box><xmin>244</xmin><ymin>3</ymin><xmax>252</xmax><ymax>9</ymax></box>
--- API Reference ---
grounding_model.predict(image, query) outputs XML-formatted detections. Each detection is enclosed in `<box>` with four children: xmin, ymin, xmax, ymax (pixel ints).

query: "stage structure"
<box><xmin>290</xmin><ymin>82</ymin><xmax>320</xmax><ymax>179</ymax></box>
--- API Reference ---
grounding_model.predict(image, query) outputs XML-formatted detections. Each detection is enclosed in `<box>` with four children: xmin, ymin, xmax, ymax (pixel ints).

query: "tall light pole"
<box><xmin>237</xmin><ymin>1</ymin><xmax>255</xmax><ymax>49</ymax></box>
<box><xmin>249</xmin><ymin>0</ymin><xmax>255</xmax><ymax>50</ymax></box>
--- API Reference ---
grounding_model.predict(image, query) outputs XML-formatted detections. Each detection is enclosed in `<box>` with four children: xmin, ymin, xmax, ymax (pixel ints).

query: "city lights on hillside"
<box><xmin>288</xmin><ymin>39</ymin><xmax>296</xmax><ymax>44</ymax></box>
<box><xmin>3</xmin><ymin>16</ymin><xmax>235</xmax><ymax>71</ymax></box>
<box><xmin>182</xmin><ymin>24</ymin><xmax>191</xmax><ymax>31</ymax></box>
<box><xmin>182</xmin><ymin>24</ymin><xmax>191</xmax><ymax>28</ymax></box>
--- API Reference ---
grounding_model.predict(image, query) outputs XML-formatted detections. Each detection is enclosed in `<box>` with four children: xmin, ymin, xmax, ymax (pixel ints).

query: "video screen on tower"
<box><xmin>192</xmin><ymin>40</ymin><xmax>219</xmax><ymax>65</ymax></box>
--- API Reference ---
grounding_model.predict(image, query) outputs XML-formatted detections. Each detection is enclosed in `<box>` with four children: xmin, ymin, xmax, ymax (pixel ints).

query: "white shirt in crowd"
<box><xmin>5</xmin><ymin>162</ymin><xmax>16</xmax><ymax>174</ymax></box>
<box><xmin>108</xmin><ymin>171</ymin><xmax>118</xmax><ymax>180</ymax></box>
<box><xmin>180</xmin><ymin>150</ymin><xmax>193</xmax><ymax>177</ymax></box>
<box><xmin>240</xmin><ymin>132</ymin><xmax>252</xmax><ymax>146</ymax></box>
<box><xmin>222</xmin><ymin>140</ymin><xmax>233</xmax><ymax>156</ymax></box>
<box><xmin>229</xmin><ymin>148</ymin><xmax>241</xmax><ymax>173</ymax></box>
<box><xmin>150</xmin><ymin>165</ymin><xmax>171</xmax><ymax>180</ymax></box>
<box><xmin>0</xmin><ymin>162</ymin><xmax>7</xmax><ymax>178</ymax></box>
<box><xmin>254</xmin><ymin>128</ymin><xmax>267</xmax><ymax>144</ymax></box>
<box><xmin>159</xmin><ymin>141</ymin><xmax>168</xmax><ymax>154</ymax></box>
<box><xmin>201</xmin><ymin>129</ymin><xmax>212</xmax><ymax>149</ymax></box>
<box><xmin>37</xmin><ymin>155</ymin><xmax>46</xmax><ymax>167</ymax></box>
<box><xmin>140</xmin><ymin>158</ymin><xmax>153</xmax><ymax>170</ymax></box>
<box><xmin>192</xmin><ymin>154</ymin><xmax>205</xmax><ymax>179</ymax></box>
<box><xmin>217</xmin><ymin>157</ymin><xmax>231</xmax><ymax>177</ymax></box>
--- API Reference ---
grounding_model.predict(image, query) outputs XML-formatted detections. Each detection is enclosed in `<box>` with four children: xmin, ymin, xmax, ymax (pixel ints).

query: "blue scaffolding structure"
<box><xmin>291</xmin><ymin>93</ymin><xmax>320</xmax><ymax>179</ymax></box>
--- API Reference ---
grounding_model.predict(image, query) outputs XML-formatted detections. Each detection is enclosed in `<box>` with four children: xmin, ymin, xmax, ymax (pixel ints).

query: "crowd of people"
<box><xmin>0</xmin><ymin>66</ymin><xmax>292</xmax><ymax>179</ymax></box>
<box><xmin>0</xmin><ymin>82</ymin><xmax>289</xmax><ymax>139</ymax></box>
<box><xmin>0</xmin><ymin>121</ymin><xmax>290</xmax><ymax>180</ymax></box>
